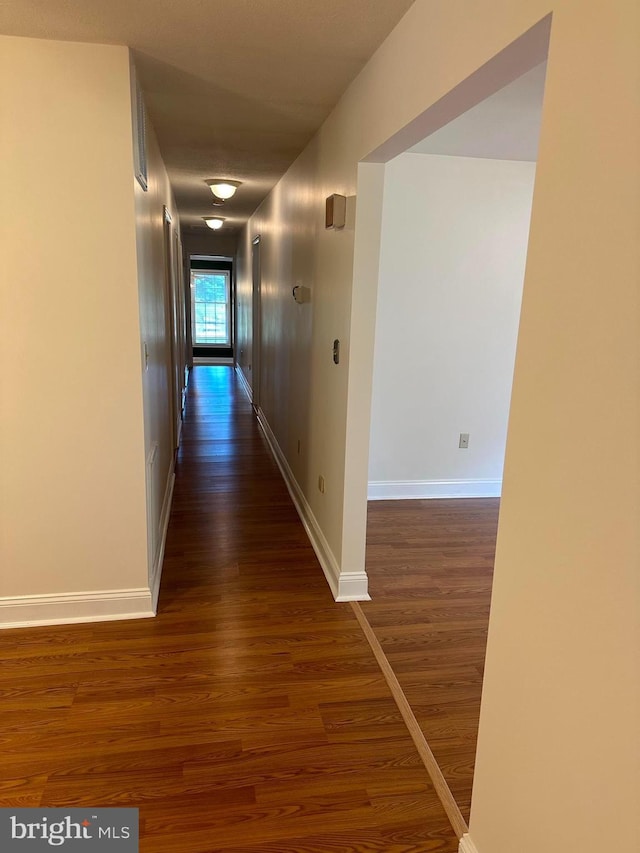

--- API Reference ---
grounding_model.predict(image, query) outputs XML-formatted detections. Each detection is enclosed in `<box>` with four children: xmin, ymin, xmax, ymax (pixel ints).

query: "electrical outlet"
<box><xmin>318</xmin><ymin>475</ymin><xmax>325</xmax><ymax>494</ymax></box>
<box><xmin>459</xmin><ymin>433</ymin><xmax>470</xmax><ymax>449</ymax></box>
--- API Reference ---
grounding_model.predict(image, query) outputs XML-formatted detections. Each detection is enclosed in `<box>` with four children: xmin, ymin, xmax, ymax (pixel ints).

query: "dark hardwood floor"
<box><xmin>363</xmin><ymin>498</ymin><xmax>499</xmax><ymax>821</ymax></box>
<box><xmin>0</xmin><ymin>366</ymin><xmax>459</xmax><ymax>853</ymax></box>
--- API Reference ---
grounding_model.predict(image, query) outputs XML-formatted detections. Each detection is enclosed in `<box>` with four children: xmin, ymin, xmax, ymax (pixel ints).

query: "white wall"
<box><xmin>182</xmin><ymin>232</ymin><xmax>238</xmax><ymax>260</ymax></box>
<box><xmin>0</xmin><ymin>37</ymin><xmax>147</xmax><ymax>606</ymax></box>
<box><xmin>236</xmin><ymin>2</ymin><xmax>640</xmax><ymax>851</ymax></box>
<box><xmin>0</xmin><ymin>37</ymin><xmax>179</xmax><ymax>626</ymax></box>
<box><xmin>369</xmin><ymin>153</ymin><xmax>535</xmax><ymax>499</ymax></box>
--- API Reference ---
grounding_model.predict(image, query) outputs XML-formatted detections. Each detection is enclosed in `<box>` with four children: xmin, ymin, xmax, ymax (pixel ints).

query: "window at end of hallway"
<box><xmin>191</xmin><ymin>270</ymin><xmax>231</xmax><ymax>346</ymax></box>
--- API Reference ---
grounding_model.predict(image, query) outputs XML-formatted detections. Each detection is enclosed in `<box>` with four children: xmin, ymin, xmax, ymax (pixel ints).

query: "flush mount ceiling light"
<box><xmin>203</xmin><ymin>216</ymin><xmax>225</xmax><ymax>230</ymax></box>
<box><xmin>206</xmin><ymin>179</ymin><xmax>241</xmax><ymax>200</ymax></box>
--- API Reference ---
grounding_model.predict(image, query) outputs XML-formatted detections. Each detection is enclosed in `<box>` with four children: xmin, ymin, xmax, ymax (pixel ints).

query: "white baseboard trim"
<box><xmin>368</xmin><ymin>479</ymin><xmax>502</xmax><ymax>500</ymax></box>
<box><xmin>193</xmin><ymin>356</ymin><xmax>234</xmax><ymax>365</ymax></box>
<box><xmin>335</xmin><ymin>570</ymin><xmax>370</xmax><ymax>602</ymax></box>
<box><xmin>150</xmin><ymin>469</ymin><xmax>175</xmax><ymax>612</ymax></box>
<box><xmin>234</xmin><ymin>364</ymin><xmax>253</xmax><ymax>403</ymax></box>
<box><xmin>256</xmin><ymin>408</ymin><xmax>369</xmax><ymax>602</ymax></box>
<box><xmin>459</xmin><ymin>834</ymin><xmax>480</xmax><ymax>853</ymax></box>
<box><xmin>0</xmin><ymin>588</ymin><xmax>155</xmax><ymax>630</ymax></box>
<box><xmin>1</xmin><ymin>462</ymin><xmax>176</xmax><ymax>630</ymax></box>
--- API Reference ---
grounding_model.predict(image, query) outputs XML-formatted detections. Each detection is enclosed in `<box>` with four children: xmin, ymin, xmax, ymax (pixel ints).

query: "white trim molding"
<box><xmin>150</xmin><ymin>470</ymin><xmax>175</xmax><ymax>612</ymax></box>
<box><xmin>0</xmin><ymin>588</ymin><xmax>155</xmax><ymax>630</ymax></box>
<box><xmin>459</xmin><ymin>834</ymin><xmax>480</xmax><ymax>853</ymax></box>
<box><xmin>235</xmin><ymin>363</ymin><xmax>253</xmax><ymax>402</ymax></box>
<box><xmin>256</xmin><ymin>408</ymin><xmax>369</xmax><ymax>602</ymax></box>
<box><xmin>368</xmin><ymin>478</ymin><xmax>502</xmax><ymax>500</ymax></box>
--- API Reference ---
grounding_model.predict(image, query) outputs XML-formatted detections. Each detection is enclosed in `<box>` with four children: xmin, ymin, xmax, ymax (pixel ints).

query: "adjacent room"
<box><xmin>361</xmin><ymin>61</ymin><xmax>547</xmax><ymax>821</ymax></box>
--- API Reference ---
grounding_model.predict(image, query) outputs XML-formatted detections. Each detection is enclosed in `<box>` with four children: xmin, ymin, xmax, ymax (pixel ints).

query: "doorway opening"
<box><xmin>345</xmin><ymin>17</ymin><xmax>551</xmax><ymax>832</ymax></box>
<box><xmin>368</xmin><ymin>62</ymin><xmax>546</xmax><ymax>504</ymax></box>
<box><xmin>189</xmin><ymin>255</ymin><xmax>234</xmax><ymax>363</ymax></box>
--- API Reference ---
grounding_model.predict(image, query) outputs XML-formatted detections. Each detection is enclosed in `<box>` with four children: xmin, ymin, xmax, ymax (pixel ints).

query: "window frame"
<box><xmin>188</xmin><ymin>257</ymin><xmax>234</xmax><ymax>357</ymax></box>
<box><xmin>190</xmin><ymin>268</ymin><xmax>232</xmax><ymax>347</ymax></box>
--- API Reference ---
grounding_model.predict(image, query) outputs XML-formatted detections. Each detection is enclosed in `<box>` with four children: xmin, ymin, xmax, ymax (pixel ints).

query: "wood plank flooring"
<box><xmin>363</xmin><ymin>499</ymin><xmax>499</xmax><ymax>822</ymax></box>
<box><xmin>0</xmin><ymin>366</ymin><xmax>459</xmax><ymax>853</ymax></box>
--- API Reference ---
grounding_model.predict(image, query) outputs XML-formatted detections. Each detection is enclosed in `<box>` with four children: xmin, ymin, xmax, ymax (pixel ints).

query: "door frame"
<box><xmin>252</xmin><ymin>235</ymin><xmax>262</xmax><ymax>410</ymax></box>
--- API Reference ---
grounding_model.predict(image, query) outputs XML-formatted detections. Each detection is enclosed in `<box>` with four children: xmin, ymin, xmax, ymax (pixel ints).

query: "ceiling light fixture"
<box><xmin>203</xmin><ymin>216</ymin><xmax>225</xmax><ymax>230</ymax></box>
<box><xmin>206</xmin><ymin>179</ymin><xmax>241</xmax><ymax>200</ymax></box>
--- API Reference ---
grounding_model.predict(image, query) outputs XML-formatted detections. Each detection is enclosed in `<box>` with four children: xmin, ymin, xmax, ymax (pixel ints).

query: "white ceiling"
<box><xmin>0</xmin><ymin>0</ymin><xmax>416</xmax><ymax>236</ymax></box>
<box><xmin>408</xmin><ymin>62</ymin><xmax>547</xmax><ymax>162</ymax></box>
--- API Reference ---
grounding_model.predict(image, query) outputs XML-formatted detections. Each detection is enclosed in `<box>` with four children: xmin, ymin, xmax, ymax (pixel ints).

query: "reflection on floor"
<box><xmin>0</xmin><ymin>366</ymin><xmax>459</xmax><ymax>852</ymax></box>
<box><xmin>364</xmin><ymin>498</ymin><xmax>499</xmax><ymax>821</ymax></box>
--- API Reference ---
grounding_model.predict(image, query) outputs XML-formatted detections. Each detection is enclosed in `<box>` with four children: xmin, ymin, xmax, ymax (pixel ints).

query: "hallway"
<box><xmin>2</xmin><ymin>7</ymin><xmax>638</xmax><ymax>851</ymax></box>
<box><xmin>1</xmin><ymin>366</ymin><xmax>458</xmax><ymax>852</ymax></box>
